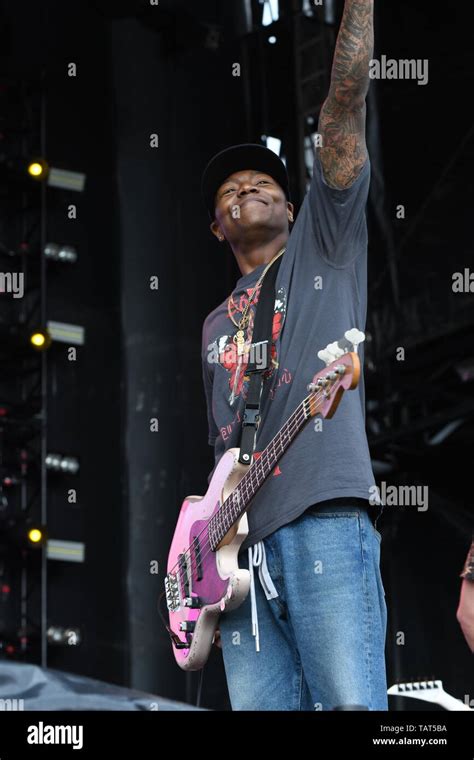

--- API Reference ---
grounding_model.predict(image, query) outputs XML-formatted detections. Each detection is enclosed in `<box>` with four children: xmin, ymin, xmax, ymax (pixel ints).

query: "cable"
<box><xmin>196</xmin><ymin>667</ymin><xmax>205</xmax><ymax>708</ymax></box>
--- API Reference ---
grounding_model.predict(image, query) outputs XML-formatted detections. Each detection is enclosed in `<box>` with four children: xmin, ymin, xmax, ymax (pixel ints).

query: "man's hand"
<box><xmin>318</xmin><ymin>0</ymin><xmax>374</xmax><ymax>189</ymax></box>
<box><xmin>456</xmin><ymin>579</ymin><xmax>474</xmax><ymax>652</ymax></box>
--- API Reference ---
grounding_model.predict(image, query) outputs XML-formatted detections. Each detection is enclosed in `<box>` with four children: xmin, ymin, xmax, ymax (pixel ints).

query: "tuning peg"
<box><xmin>318</xmin><ymin>342</ymin><xmax>345</xmax><ymax>366</ymax></box>
<box><xmin>326</xmin><ymin>341</ymin><xmax>345</xmax><ymax>359</ymax></box>
<box><xmin>317</xmin><ymin>348</ymin><xmax>335</xmax><ymax>366</ymax></box>
<box><xmin>318</xmin><ymin>329</ymin><xmax>366</xmax><ymax>366</ymax></box>
<box><xmin>344</xmin><ymin>328</ymin><xmax>365</xmax><ymax>352</ymax></box>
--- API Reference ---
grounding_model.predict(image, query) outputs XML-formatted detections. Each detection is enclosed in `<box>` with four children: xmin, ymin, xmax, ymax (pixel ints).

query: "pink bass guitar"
<box><xmin>165</xmin><ymin>331</ymin><xmax>364</xmax><ymax>670</ymax></box>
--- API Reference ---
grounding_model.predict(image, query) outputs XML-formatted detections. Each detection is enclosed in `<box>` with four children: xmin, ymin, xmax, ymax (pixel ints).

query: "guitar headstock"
<box><xmin>387</xmin><ymin>679</ymin><xmax>444</xmax><ymax>704</ymax></box>
<box><xmin>387</xmin><ymin>679</ymin><xmax>473</xmax><ymax>710</ymax></box>
<box><xmin>306</xmin><ymin>351</ymin><xmax>360</xmax><ymax>419</ymax></box>
<box><xmin>317</xmin><ymin>328</ymin><xmax>366</xmax><ymax>366</ymax></box>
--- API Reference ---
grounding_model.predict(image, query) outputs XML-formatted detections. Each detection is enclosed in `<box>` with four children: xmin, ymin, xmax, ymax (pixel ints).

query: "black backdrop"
<box><xmin>0</xmin><ymin>0</ymin><xmax>472</xmax><ymax>711</ymax></box>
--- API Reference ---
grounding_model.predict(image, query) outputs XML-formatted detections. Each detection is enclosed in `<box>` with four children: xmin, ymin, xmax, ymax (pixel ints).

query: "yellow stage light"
<box><xmin>27</xmin><ymin>158</ymin><xmax>49</xmax><ymax>181</ymax></box>
<box><xmin>31</xmin><ymin>332</ymin><xmax>45</xmax><ymax>347</ymax></box>
<box><xmin>29</xmin><ymin>329</ymin><xmax>51</xmax><ymax>350</ymax></box>
<box><xmin>28</xmin><ymin>162</ymin><xmax>43</xmax><ymax>177</ymax></box>
<box><xmin>28</xmin><ymin>528</ymin><xmax>43</xmax><ymax>544</ymax></box>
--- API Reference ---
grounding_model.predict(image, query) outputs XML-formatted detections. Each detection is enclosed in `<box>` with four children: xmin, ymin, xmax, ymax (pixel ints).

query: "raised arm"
<box><xmin>318</xmin><ymin>0</ymin><xmax>374</xmax><ymax>189</ymax></box>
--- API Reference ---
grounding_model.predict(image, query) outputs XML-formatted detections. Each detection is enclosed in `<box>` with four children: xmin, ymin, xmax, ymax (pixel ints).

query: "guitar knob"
<box><xmin>183</xmin><ymin>596</ymin><xmax>202</xmax><ymax>608</ymax></box>
<box><xmin>179</xmin><ymin>620</ymin><xmax>196</xmax><ymax>632</ymax></box>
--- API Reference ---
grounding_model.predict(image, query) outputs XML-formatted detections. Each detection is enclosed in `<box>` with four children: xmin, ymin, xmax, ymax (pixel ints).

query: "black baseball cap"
<box><xmin>201</xmin><ymin>143</ymin><xmax>290</xmax><ymax>221</ymax></box>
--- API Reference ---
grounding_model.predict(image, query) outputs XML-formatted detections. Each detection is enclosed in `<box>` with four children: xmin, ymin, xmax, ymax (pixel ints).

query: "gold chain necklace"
<box><xmin>227</xmin><ymin>246</ymin><xmax>286</xmax><ymax>357</ymax></box>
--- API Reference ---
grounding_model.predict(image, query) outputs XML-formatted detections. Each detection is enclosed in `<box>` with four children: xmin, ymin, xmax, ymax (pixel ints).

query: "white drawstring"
<box><xmin>247</xmin><ymin>540</ymin><xmax>279</xmax><ymax>652</ymax></box>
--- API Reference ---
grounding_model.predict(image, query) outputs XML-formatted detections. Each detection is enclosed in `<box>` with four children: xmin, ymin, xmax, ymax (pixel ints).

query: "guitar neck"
<box><xmin>209</xmin><ymin>394</ymin><xmax>313</xmax><ymax>548</ymax></box>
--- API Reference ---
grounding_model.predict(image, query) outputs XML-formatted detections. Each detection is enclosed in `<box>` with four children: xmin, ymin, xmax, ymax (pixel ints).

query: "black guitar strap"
<box><xmin>238</xmin><ymin>253</ymin><xmax>282</xmax><ymax>466</ymax></box>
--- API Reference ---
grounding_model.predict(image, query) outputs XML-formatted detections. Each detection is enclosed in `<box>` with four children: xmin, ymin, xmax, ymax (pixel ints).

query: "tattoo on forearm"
<box><xmin>331</xmin><ymin>0</ymin><xmax>374</xmax><ymax>105</ymax></box>
<box><xmin>318</xmin><ymin>0</ymin><xmax>374</xmax><ymax>189</ymax></box>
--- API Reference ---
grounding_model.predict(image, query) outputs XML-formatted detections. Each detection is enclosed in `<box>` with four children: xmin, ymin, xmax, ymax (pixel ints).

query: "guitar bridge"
<box><xmin>164</xmin><ymin>572</ymin><xmax>181</xmax><ymax>612</ymax></box>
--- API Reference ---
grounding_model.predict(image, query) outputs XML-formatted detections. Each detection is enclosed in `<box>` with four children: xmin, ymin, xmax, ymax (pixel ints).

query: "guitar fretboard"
<box><xmin>208</xmin><ymin>394</ymin><xmax>313</xmax><ymax>549</ymax></box>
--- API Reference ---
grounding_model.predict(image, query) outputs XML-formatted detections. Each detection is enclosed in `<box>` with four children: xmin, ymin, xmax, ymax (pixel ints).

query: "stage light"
<box><xmin>47</xmin><ymin>167</ymin><xmax>86</xmax><ymax>192</ymax></box>
<box><xmin>0</xmin><ymin>323</ymin><xmax>84</xmax><ymax>353</ymax></box>
<box><xmin>47</xmin><ymin>540</ymin><xmax>85</xmax><ymax>563</ymax></box>
<box><xmin>27</xmin><ymin>528</ymin><xmax>43</xmax><ymax>545</ymax></box>
<box><xmin>28</xmin><ymin>163</ymin><xmax>42</xmax><ymax>177</ymax></box>
<box><xmin>0</xmin><ymin>516</ymin><xmax>47</xmax><ymax>550</ymax></box>
<box><xmin>324</xmin><ymin>0</ymin><xmax>336</xmax><ymax>24</ymax></box>
<box><xmin>47</xmin><ymin>626</ymin><xmax>82</xmax><ymax>646</ymax></box>
<box><xmin>1</xmin><ymin>154</ymin><xmax>85</xmax><ymax>191</ymax></box>
<box><xmin>29</xmin><ymin>328</ymin><xmax>52</xmax><ymax>351</ymax></box>
<box><xmin>46</xmin><ymin>320</ymin><xmax>84</xmax><ymax>345</ymax></box>
<box><xmin>44</xmin><ymin>243</ymin><xmax>78</xmax><ymax>264</ymax></box>
<box><xmin>45</xmin><ymin>453</ymin><xmax>80</xmax><ymax>474</ymax></box>
<box><xmin>262</xmin><ymin>0</ymin><xmax>279</xmax><ymax>26</ymax></box>
<box><xmin>30</xmin><ymin>332</ymin><xmax>45</xmax><ymax>347</ymax></box>
<box><xmin>302</xmin><ymin>0</ymin><xmax>335</xmax><ymax>22</ymax></box>
<box><xmin>261</xmin><ymin>135</ymin><xmax>282</xmax><ymax>156</ymax></box>
<box><xmin>27</xmin><ymin>158</ymin><xmax>49</xmax><ymax>181</ymax></box>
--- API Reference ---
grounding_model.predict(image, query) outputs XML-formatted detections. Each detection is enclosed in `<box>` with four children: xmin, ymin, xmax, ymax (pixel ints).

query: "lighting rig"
<box><xmin>0</xmin><ymin>76</ymin><xmax>85</xmax><ymax>665</ymax></box>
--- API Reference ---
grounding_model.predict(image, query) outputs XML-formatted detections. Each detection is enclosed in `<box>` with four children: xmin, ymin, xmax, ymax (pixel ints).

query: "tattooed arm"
<box><xmin>318</xmin><ymin>0</ymin><xmax>374</xmax><ymax>189</ymax></box>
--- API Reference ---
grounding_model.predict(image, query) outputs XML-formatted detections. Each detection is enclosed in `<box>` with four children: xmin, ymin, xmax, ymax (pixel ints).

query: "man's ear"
<box><xmin>210</xmin><ymin>220</ymin><xmax>224</xmax><ymax>242</ymax></box>
<box><xmin>287</xmin><ymin>202</ymin><xmax>295</xmax><ymax>223</ymax></box>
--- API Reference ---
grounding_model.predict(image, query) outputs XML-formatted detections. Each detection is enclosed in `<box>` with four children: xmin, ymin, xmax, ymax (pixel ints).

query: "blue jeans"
<box><xmin>219</xmin><ymin>501</ymin><xmax>388</xmax><ymax>710</ymax></box>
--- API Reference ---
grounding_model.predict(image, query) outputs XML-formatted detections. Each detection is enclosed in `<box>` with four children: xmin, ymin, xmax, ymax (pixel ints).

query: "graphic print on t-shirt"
<box><xmin>219</xmin><ymin>283</ymin><xmax>287</xmax><ymax>401</ymax></box>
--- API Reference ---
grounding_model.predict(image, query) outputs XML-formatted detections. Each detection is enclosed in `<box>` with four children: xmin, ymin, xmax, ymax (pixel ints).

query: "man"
<box><xmin>200</xmin><ymin>0</ymin><xmax>386</xmax><ymax>710</ymax></box>
<box><xmin>457</xmin><ymin>537</ymin><xmax>474</xmax><ymax>652</ymax></box>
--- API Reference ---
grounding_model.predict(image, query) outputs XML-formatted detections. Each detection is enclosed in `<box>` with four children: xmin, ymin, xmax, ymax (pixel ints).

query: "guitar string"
<box><xmin>167</xmin><ymin>392</ymin><xmax>318</xmax><ymax>588</ymax></box>
<box><xmin>167</xmin><ymin>380</ymin><xmax>340</xmax><ymax>590</ymax></box>
<box><xmin>166</xmin><ymin>382</ymin><xmax>333</xmax><ymax>589</ymax></box>
<box><xmin>168</xmin><ymin>398</ymin><xmax>312</xmax><ymax>599</ymax></box>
